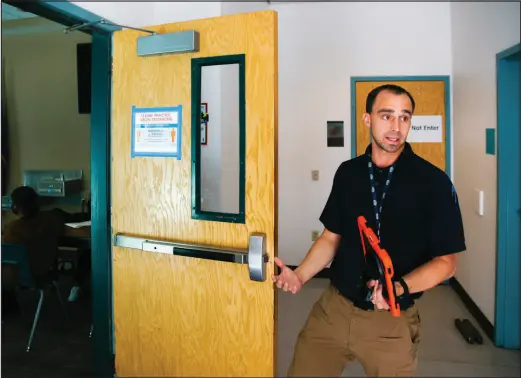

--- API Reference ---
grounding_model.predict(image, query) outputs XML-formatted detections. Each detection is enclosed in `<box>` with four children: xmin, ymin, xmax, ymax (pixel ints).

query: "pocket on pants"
<box><xmin>310</xmin><ymin>286</ymin><xmax>336</xmax><ymax>324</ymax></box>
<box><xmin>405</xmin><ymin>307</ymin><xmax>421</xmax><ymax>344</ymax></box>
<box><xmin>302</xmin><ymin>285</ymin><xmax>341</xmax><ymax>337</ymax></box>
<box><xmin>403</xmin><ymin>306</ymin><xmax>421</xmax><ymax>359</ymax></box>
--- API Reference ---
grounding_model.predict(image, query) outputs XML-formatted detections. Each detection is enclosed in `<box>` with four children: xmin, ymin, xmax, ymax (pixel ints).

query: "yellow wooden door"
<box><xmin>354</xmin><ymin>80</ymin><xmax>448</xmax><ymax>172</ymax></box>
<box><xmin>111</xmin><ymin>11</ymin><xmax>278</xmax><ymax>377</ymax></box>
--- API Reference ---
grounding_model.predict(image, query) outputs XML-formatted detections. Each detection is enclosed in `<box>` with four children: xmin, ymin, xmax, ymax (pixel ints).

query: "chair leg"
<box><xmin>26</xmin><ymin>289</ymin><xmax>44</xmax><ymax>352</ymax></box>
<box><xmin>52</xmin><ymin>281</ymin><xmax>69</xmax><ymax>325</ymax></box>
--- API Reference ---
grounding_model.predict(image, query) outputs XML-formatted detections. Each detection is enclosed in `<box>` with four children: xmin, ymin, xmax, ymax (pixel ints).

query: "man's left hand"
<box><xmin>367</xmin><ymin>279</ymin><xmax>404</xmax><ymax>310</ymax></box>
<box><xmin>367</xmin><ymin>279</ymin><xmax>389</xmax><ymax>310</ymax></box>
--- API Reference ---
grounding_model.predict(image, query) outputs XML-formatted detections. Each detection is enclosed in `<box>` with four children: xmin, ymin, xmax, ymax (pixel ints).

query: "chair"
<box><xmin>1</xmin><ymin>243</ymin><xmax>68</xmax><ymax>351</ymax></box>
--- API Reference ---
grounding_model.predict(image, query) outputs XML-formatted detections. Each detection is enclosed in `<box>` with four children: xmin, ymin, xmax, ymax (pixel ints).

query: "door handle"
<box><xmin>247</xmin><ymin>233</ymin><xmax>267</xmax><ymax>282</ymax></box>
<box><xmin>113</xmin><ymin>232</ymin><xmax>269</xmax><ymax>282</ymax></box>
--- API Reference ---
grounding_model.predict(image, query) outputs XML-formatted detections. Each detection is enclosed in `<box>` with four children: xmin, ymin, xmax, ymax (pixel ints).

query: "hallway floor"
<box><xmin>2</xmin><ymin>277</ymin><xmax>518</xmax><ymax>377</ymax></box>
<box><xmin>277</xmin><ymin>278</ymin><xmax>520</xmax><ymax>377</ymax></box>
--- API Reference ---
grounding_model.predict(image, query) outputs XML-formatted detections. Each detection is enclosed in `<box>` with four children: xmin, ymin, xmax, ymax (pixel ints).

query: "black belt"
<box><xmin>331</xmin><ymin>283</ymin><xmax>415</xmax><ymax>313</ymax></box>
<box><xmin>349</xmin><ymin>294</ymin><xmax>414</xmax><ymax>312</ymax></box>
<box><xmin>351</xmin><ymin>298</ymin><xmax>375</xmax><ymax>311</ymax></box>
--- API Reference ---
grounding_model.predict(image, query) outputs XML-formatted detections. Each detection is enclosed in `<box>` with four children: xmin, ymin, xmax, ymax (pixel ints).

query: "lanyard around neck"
<box><xmin>367</xmin><ymin>158</ymin><xmax>395</xmax><ymax>240</ymax></box>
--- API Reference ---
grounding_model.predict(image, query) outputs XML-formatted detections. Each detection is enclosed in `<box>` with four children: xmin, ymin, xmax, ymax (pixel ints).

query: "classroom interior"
<box><xmin>1</xmin><ymin>5</ymin><xmax>94</xmax><ymax>376</ymax></box>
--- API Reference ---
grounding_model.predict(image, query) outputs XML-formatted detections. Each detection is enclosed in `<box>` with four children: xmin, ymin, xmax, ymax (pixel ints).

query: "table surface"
<box><xmin>63</xmin><ymin>225</ymin><xmax>91</xmax><ymax>239</ymax></box>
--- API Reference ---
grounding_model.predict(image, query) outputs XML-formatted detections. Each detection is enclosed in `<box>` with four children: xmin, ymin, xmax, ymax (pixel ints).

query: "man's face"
<box><xmin>363</xmin><ymin>90</ymin><xmax>413</xmax><ymax>153</ymax></box>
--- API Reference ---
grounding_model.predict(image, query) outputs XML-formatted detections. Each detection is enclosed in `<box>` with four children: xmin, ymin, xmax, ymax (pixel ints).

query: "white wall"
<box><xmin>2</xmin><ymin>17</ymin><xmax>92</xmax><ymax>203</ymax></box>
<box><xmin>451</xmin><ymin>1</ymin><xmax>520</xmax><ymax>324</ymax></box>
<box><xmin>72</xmin><ymin>2</ymin><xmax>222</xmax><ymax>27</ymax></box>
<box><xmin>74</xmin><ymin>1</ymin><xmax>268</xmax><ymax>27</ymax></box>
<box><xmin>274</xmin><ymin>2</ymin><xmax>452</xmax><ymax>265</ymax></box>
<box><xmin>221</xmin><ymin>2</ymin><xmax>268</xmax><ymax>15</ymax></box>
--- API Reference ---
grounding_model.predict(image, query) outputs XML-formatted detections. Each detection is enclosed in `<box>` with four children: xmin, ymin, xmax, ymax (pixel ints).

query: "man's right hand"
<box><xmin>272</xmin><ymin>257</ymin><xmax>303</xmax><ymax>294</ymax></box>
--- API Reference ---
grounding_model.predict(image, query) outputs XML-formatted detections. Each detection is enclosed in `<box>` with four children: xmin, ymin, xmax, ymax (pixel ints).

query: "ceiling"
<box><xmin>2</xmin><ymin>3</ymin><xmax>37</xmax><ymax>21</ymax></box>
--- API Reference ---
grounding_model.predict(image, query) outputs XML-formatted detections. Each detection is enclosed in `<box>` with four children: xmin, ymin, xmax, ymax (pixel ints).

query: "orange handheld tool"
<box><xmin>357</xmin><ymin>215</ymin><xmax>400</xmax><ymax>317</ymax></box>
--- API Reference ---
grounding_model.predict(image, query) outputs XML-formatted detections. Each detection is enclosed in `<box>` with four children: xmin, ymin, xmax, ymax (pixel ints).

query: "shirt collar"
<box><xmin>364</xmin><ymin>142</ymin><xmax>414</xmax><ymax>166</ymax></box>
<box><xmin>364</xmin><ymin>142</ymin><xmax>414</xmax><ymax>158</ymax></box>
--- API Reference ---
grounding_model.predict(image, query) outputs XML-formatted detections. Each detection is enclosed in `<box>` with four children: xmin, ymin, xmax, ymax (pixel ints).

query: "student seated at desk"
<box><xmin>2</xmin><ymin>186</ymin><xmax>64</xmax><ymax>318</ymax></box>
<box><xmin>25</xmin><ymin>197</ymin><xmax>92</xmax><ymax>303</ymax></box>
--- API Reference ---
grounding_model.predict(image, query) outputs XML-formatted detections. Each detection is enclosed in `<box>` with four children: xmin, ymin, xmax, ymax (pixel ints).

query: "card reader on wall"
<box><xmin>23</xmin><ymin>170</ymin><xmax>83</xmax><ymax>198</ymax></box>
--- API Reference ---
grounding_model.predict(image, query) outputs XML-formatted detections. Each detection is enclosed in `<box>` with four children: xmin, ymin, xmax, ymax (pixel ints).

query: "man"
<box><xmin>273</xmin><ymin>84</ymin><xmax>466</xmax><ymax>377</ymax></box>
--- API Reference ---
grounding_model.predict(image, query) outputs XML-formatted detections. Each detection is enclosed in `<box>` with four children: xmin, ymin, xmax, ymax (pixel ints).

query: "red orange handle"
<box><xmin>357</xmin><ymin>216</ymin><xmax>400</xmax><ymax>317</ymax></box>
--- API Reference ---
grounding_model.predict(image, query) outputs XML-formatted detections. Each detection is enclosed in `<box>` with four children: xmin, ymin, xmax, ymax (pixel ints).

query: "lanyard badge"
<box><xmin>367</xmin><ymin>159</ymin><xmax>395</xmax><ymax>240</ymax></box>
<box><xmin>359</xmin><ymin>156</ymin><xmax>400</xmax><ymax>316</ymax></box>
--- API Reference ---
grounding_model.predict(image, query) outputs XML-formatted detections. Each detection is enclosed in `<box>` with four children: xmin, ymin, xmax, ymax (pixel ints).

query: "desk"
<box><xmin>64</xmin><ymin>225</ymin><xmax>91</xmax><ymax>239</ymax></box>
<box><xmin>61</xmin><ymin>226</ymin><xmax>91</xmax><ymax>249</ymax></box>
<box><xmin>58</xmin><ymin>226</ymin><xmax>91</xmax><ymax>273</ymax></box>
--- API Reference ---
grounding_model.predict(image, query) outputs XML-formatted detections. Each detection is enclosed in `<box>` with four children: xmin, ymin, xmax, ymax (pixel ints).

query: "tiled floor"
<box><xmin>277</xmin><ymin>278</ymin><xmax>520</xmax><ymax>377</ymax></box>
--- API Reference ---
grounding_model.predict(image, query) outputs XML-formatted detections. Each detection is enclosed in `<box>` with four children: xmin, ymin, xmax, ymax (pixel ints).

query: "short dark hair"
<box><xmin>365</xmin><ymin>84</ymin><xmax>416</xmax><ymax>114</ymax></box>
<box><xmin>11</xmin><ymin>186</ymin><xmax>39</xmax><ymax>216</ymax></box>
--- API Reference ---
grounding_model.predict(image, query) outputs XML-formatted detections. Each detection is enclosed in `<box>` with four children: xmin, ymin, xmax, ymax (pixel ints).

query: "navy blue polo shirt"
<box><xmin>320</xmin><ymin>143</ymin><xmax>466</xmax><ymax>306</ymax></box>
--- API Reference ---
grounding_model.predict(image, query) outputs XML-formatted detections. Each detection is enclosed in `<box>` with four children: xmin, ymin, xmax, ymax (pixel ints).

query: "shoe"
<box><xmin>68</xmin><ymin>286</ymin><xmax>81</xmax><ymax>302</ymax></box>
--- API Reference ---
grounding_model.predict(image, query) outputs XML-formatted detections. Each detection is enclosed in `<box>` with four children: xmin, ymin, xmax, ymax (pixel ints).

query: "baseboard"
<box><xmin>286</xmin><ymin>265</ymin><xmax>331</xmax><ymax>279</ymax></box>
<box><xmin>449</xmin><ymin>277</ymin><xmax>495</xmax><ymax>342</ymax></box>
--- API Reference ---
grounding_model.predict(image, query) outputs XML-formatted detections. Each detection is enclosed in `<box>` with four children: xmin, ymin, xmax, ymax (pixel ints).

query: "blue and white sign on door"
<box><xmin>131</xmin><ymin>105</ymin><xmax>183</xmax><ymax>159</ymax></box>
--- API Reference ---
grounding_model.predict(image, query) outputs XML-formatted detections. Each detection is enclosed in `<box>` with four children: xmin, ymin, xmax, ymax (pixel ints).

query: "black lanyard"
<box><xmin>367</xmin><ymin>158</ymin><xmax>395</xmax><ymax>240</ymax></box>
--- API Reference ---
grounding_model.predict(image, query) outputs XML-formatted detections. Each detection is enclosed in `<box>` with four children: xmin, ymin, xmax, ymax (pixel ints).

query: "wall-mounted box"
<box><xmin>23</xmin><ymin>170</ymin><xmax>83</xmax><ymax>198</ymax></box>
<box><xmin>137</xmin><ymin>30</ymin><xmax>200</xmax><ymax>57</ymax></box>
<box><xmin>486</xmin><ymin>128</ymin><xmax>496</xmax><ymax>155</ymax></box>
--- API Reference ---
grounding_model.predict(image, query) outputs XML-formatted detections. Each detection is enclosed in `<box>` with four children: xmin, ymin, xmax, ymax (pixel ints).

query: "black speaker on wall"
<box><xmin>76</xmin><ymin>43</ymin><xmax>92</xmax><ymax>114</ymax></box>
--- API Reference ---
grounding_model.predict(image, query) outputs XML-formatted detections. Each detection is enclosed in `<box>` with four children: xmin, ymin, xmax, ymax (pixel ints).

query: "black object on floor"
<box><xmin>455</xmin><ymin>318</ymin><xmax>483</xmax><ymax>345</ymax></box>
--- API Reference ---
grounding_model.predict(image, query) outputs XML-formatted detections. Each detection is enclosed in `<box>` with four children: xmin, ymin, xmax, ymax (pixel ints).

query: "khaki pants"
<box><xmin>287</xmin><ymin>284</ymin><xmax>421</xmax><ymax>377</ymax></box>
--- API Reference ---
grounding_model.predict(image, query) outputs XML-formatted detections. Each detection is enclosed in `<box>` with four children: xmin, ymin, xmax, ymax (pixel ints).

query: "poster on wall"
<box><xmin>131</xmin><ymin>105</ymin><xmax>182</xmax><ymax>159</ymax></box>
<box><xmin>406</xmin><ymin>115</ymin><xmax>443</xmax><ymax>143</ymax></box>
<box><xmin>327</xmin><ymin>121</ymin><xmax>344</xmax><ymax>147</ymax></box>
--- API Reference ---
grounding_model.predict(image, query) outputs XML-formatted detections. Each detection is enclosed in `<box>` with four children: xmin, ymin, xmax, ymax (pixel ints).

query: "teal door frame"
<box><xmin>495</xmin><ymin>43</ymin><xmax>520</xmax><ymax>349</ymax></box>
<box><xmin>350</xmin><ymin>75</ymin><xmax>452</xmax><ymax>177</ymax></box>
<box><xmin>3</xmin><ymin>1</ymin><xmax>119</xmax><ymax>375</ymax></box>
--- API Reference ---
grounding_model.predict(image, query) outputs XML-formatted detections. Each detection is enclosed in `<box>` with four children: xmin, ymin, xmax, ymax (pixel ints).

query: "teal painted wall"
<box><xmin>495</xmin><ymin>44</ymin><xmax>520</xmax><ymax>349</ymax></box>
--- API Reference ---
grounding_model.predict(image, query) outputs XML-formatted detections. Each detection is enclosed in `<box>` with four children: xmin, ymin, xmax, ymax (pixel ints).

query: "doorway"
<box><xmin>495</xmin><ymin>43</ymin><xmax>520</xmax><ymax>349</ymax></box>
<box><xmin>2</xmin><ymin>1</ymin><xmax>116</xmax><ymax>375</ymax></box>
